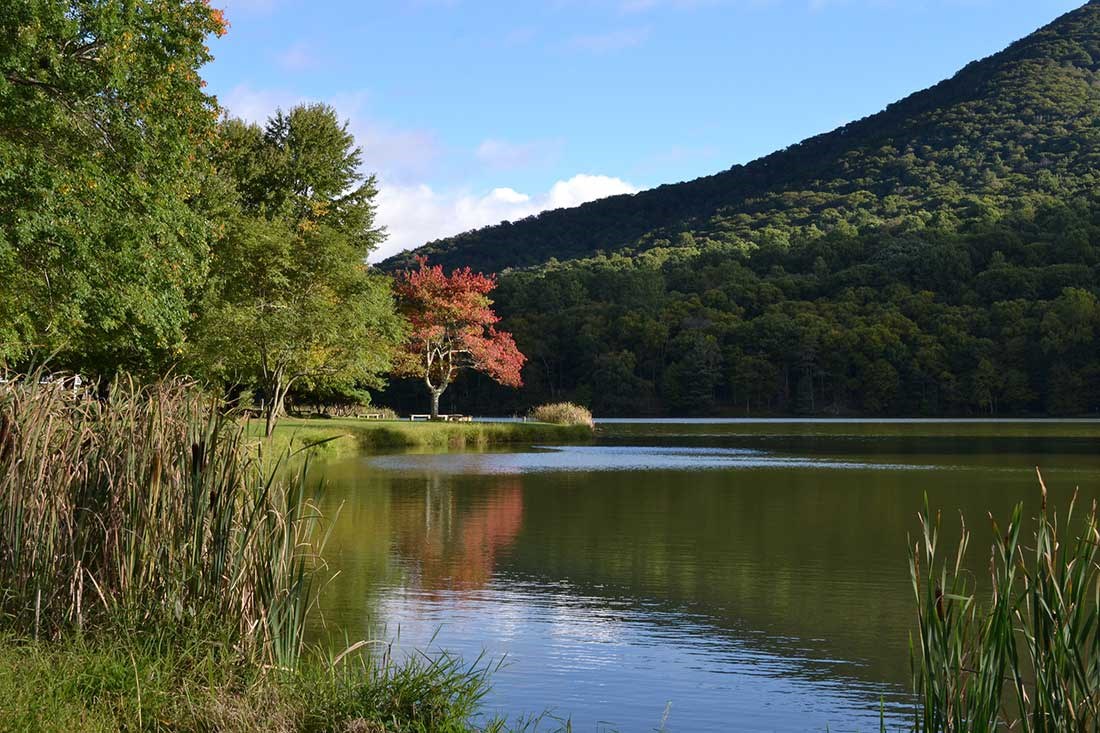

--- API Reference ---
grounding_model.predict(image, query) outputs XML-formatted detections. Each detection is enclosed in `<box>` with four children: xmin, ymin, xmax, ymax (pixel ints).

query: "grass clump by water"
<box><xmin>527</xmin><ymin>403</ymin><xmax>594</xmax><ymax>429</ymax></box>
<box><xmin>0</xmin><ymin>373</ymin><xmax>502</xmax><ymax>731</ymax></box>
<box><xmin>910</xmin><ymin>471</ymin><xmax>1100</xmax><ymax>732</ymax></box>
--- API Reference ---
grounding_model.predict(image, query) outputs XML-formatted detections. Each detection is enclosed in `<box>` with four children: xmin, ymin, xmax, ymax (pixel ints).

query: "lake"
<box><xmin>311</xmin><ymin>420</ymin><xmax>1100</xmax><ymax>732</ymax></box>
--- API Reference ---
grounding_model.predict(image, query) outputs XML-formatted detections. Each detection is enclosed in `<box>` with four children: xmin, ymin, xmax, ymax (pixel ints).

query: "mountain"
<box><xmin>382</xmin><ymin>2</ymin><xmax>1100</xmax><ymax>274</ymax></box>
<box><xmin>377</xmin><ymin>3</ymin><xmax>1100</xmax><ymax>418</ymax></box>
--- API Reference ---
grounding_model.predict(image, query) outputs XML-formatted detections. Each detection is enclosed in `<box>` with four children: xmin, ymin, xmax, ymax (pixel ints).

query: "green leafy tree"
<box><xmin>862</xmin><ymin>359</ymin><xmax>900</xmax><ymax>414</ymax></box>
<box><xmin>587</xmin><ymin>351</ymin><xmax>653</xmax><ymax>416</ymax></box>
<box><xmin>662</xmin><ymin>333</ymin><xmax>722</xmax><ymax>414</ymax></box>
<box><xmin>0</xmin><ymin>0</ymin><xmax>227</xmax><ymax>371</ymax></box>
<box><xmin>197</xmin><ymin>105</ymin><xmax>403</xmax><ymax>435</ymax></box>
<box><xmin>729</xmin><ymin>351</ymin><xmax>780</xmax><ymax>414</ymax></box>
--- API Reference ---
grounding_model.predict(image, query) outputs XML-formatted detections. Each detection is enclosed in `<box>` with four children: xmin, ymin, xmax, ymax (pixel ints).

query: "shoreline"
<box><xmin>247</xmin><ymin>417</ymin><xmax>595</xmax><ymax>461</ymax></box>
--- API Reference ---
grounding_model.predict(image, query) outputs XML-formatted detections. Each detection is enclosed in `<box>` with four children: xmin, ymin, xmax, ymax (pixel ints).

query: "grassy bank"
<box><xmin>0</xmin><ymin>376</ymin><xmax>511</xmax><ymax>732</ymax></box>
<box><xmin>0</xmin><ymin>631</ymin><xmax>502</xmax><ymax>733</ymax></box>
<box><xmin>249</xmin><ymin>417</ymin><xmax>593</xmax><ymax>459</ymax></box>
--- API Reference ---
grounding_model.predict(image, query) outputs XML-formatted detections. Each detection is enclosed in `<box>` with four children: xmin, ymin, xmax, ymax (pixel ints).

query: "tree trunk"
<box><xmin>430</xmin><ymin>387</ymin><xmax>445</xmax><ymax>419</ymax></box>
<box><xmin>265</xmin><ymin>399</ymin><xmax>278</xmax><ymax>437</ymax></box>
<box><xmin>265</xmin><ymin>378</ymin><xmax>287</xmax><ymax>437</ymax></box>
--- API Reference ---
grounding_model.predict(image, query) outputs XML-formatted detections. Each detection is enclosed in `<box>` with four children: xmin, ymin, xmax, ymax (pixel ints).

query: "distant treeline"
<box><xmin>383</xmin><ymin>196</ymin><xmax>1100</xmax><ymax>417</ymax></box>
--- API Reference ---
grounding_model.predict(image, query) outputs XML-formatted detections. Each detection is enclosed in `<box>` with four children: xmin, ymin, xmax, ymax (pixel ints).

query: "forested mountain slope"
<box><xmin>383</xmin><ymin>2</ymin><xmax>1100</xmax><ymax>274</ymax></box>
<box><xmin>378</xmin><ymin>3</ymin><xmax>1100</xmax><ymax>417</ymax></box>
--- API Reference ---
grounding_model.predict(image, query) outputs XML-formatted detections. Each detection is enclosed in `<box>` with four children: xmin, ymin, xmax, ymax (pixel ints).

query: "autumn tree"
<box><xmin>196</xmin><ymin>105</ymin><xmax>403</xmax><ymax>435</ymax></box>
<box><xmin>393</xmin><ymin>258</ymin><xmax>524</xmax><ymax>418</ymax></box>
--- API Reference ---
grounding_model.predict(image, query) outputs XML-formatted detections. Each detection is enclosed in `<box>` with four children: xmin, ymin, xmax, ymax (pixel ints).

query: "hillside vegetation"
<box><xmin>385</xmin><ymin>4</ymin><xmax>1100</xmax><ymax>275</ymax></box>
<box><xmin>382</xmin><ymin>3</ymin><xmax>1100</xmax><ymax>417</ymax></box>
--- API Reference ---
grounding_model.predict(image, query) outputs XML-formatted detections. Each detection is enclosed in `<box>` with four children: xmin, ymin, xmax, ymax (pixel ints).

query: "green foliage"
<box><xmin>378</xmin><ymin>4</ymin><xmax>1100</xmax><ymax>417</ymax></box>
<box><xmin>0</xmin><ymin>630</ymin><xmax>504</xmax><ymax>733</ymax></box>
<box><xmin>0</xmin><ymin>7</ymin><xmax>405</xmax><ymax>404</ymax></box>
<box><xmin>0</xmin><ymin>0</ymin><xmax>226</xmax><ymax>372</ymax></box>
<box><xmin>911</xmin><ymin>477</ymin><xmax>1100</xmax><ymax>731</ymax></box>
<box><xmin>476</xmin><ymin>205</ymin><xmax>1100</xmax><ymax>416</ymax></box>
<box><xmin>195</xmin><ymin>105</ymin><xmax>404</xmax><ymax>434</ymax></box>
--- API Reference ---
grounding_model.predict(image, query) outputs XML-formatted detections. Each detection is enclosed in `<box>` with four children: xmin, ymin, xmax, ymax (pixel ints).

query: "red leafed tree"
<box><xmin>393</xmin><ymin>257</ymin><xmax>525</xmax><ymax>418</ymax></box>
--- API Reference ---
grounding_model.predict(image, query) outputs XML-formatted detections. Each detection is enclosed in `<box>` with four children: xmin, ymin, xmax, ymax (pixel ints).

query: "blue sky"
<box><xmin>204</xmin><ymin>0</ymin><xmax>1083</xmax><ymax>260</ymax></box>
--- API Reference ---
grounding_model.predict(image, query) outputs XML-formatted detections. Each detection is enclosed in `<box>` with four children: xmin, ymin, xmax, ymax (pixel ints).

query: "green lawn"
<box><xmin>247</xmin><ymin>417</ymin><xmax>593</xmax><ymax>460</ymax></box>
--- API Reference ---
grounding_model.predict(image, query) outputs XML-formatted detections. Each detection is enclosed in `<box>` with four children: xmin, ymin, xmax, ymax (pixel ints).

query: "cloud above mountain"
<box><xmin>374</xmin><ymin>174</ymin><xmax>638</xmax><ymax>262</ymax></box>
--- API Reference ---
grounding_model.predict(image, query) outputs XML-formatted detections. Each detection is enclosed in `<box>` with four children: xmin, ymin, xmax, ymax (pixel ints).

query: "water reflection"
<box><xmin>311</xmin><ymin>429</ymin><xmax>1100</xmax><ymax>732</ymax></box>
<box><xmin>390</xmin><ymin>476</ymin><xmax>524</xmax><ymax>591</ymax></box>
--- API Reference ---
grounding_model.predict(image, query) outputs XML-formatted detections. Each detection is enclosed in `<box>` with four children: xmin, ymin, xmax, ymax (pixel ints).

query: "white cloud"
<box><xmin>277</xmin><ymin>42</ymin><xmax>317</xmax><ymax>71</ymax></box>
<box><xmin>488</xmin><ymin>187</ymin><xmax>532</xmax><ymax>204</ymax></box>
<box><xmin>356</xmin><ymin>122</ymin><xmax>442</xmax><ymax>183</ymax></box>
<box><xmin>219</xmin><ymin>84</ymin><xmax>305</xmax><ymax>125</ymax></box>
<box><xmin>475</xmin><ymin>138</ymin><xmax>561</xmax><ymax>170</ymax></box>
<box><xmin>372</xmin><ymin>174</ymin><xmax>638</xmax><ymax>262</ymax></box>
<box><xmin>567</xmin><ymin>26</ymin><xmax>652</xmax><ymax>53</ymax></box>
<box><xmin>546</xmin><ymin>174</ymin><xmax>637</xmax><ymax>208</ymax></box>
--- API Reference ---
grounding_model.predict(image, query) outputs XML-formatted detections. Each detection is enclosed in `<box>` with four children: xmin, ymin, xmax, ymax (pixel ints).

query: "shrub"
<box><xmin>528</xmin><ymin>402</ymin><xmax>594</xmax><ymax>428</ymax></box>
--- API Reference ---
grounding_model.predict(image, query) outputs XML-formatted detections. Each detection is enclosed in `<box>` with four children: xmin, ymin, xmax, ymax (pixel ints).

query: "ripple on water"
<box><xmin>369</xmin><ymin>445</ymin><xmax>940</xmax><ymax>474</ymax></box>
<box><xmin>367</xmin><ymin>579</ymin><xmax>911</xmax><ymax>732</ymax></box>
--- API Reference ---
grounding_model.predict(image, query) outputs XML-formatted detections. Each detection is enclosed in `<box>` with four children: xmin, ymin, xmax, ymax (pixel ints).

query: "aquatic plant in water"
<box><xmin>911</xmin><ymin>471</ymin><xmax>1100</xmax><ymax>732</ymax></box>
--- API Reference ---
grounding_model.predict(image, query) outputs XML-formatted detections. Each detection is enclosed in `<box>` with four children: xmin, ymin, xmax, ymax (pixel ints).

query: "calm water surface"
<box><xmin>311</xmin><ymin>421</ymin><xmax>1100</xmax><ymax>732</ymax></box>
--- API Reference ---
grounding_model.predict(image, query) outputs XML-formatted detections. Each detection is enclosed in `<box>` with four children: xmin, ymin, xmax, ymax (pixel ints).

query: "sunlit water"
<box><xmin>310</xmin><ymin>421</ymin><xmax>1100</xmax><ymax>732</ymax></box>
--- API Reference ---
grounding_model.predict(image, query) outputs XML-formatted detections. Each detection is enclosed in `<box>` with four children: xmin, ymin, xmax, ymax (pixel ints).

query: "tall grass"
<box><xmin>0</xmin><ymin>373</ymin><xmax>327</xmax><ymax>668</ymax></box>
<box><xmin>527</xmin><ymin>403</ymin><xmax>594</xmax><ymax>428</ymax></box>
<box><xmin>910</xmin><ymin>470</ymin><xmax>1100</xmax><ymax>732</ymax></box>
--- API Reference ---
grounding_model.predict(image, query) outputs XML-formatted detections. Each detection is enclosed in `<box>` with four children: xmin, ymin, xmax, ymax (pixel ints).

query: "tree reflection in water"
<box><xmin>390</xmin><ymin>475</ymin><xmax>524</xmax><ymax>592</ymax></box>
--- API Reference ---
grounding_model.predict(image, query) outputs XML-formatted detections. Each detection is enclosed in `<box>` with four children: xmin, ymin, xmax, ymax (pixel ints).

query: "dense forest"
<box><xmin>380</xmin><ymin>2</ymin><xmax>1100</xmax><ymax>417</ymax></box>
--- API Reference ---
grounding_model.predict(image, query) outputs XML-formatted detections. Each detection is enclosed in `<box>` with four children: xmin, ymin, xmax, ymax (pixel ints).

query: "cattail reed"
<box><xmin>911</xmin><ymin>470</ymin><xmax>1100</xmax><ymax>732</ymax></box>
<box><xmin>0</xmin><ymin>371</ymin><xmax>327</xmax><ymax>668</ymax></box>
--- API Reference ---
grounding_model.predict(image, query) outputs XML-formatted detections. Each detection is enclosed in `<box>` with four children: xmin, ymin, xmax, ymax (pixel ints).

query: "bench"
<box><xmin>409</xmin><ymin>414</ymin><xmax>472</xmax><ymax>422</ymax></box>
